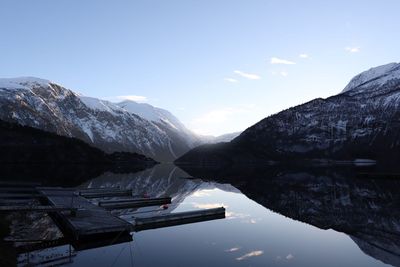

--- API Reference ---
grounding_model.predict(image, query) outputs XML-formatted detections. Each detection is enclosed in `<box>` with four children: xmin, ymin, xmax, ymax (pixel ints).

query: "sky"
<box><xmin>1</xmin><ymin>0</ymin><xmax>399</xmax><ymax>136</ymax></box>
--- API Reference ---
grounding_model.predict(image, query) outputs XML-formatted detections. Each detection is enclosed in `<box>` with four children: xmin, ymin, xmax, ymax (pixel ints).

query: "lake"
<box><xmin>2</xmin><ymin>163</ymin><xmax>399</xmax><ymax>267</ymax></box>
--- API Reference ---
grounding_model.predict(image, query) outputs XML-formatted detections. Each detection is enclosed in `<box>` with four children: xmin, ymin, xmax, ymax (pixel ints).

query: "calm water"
<box><xmin>3</xmin><ymin>164</ymin><xmax>400</xmax><ymax>267</ymax></box>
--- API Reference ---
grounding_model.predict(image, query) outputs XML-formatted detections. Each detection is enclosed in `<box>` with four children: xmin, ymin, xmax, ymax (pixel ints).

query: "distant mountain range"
<box><xmin>199</xmin><ymin>131</ymin><xmax>241</xmax><ymax>144</ymax></box>
<box><xmin>177</xmin><ymin>62</ymin><xmax>400</xmax><ymax>165</ymax></box>
<box><xmin>4</xmin><ymin>62</ymin><xmax>397</xmax><ymax>165</ymax></box>
<box><xmin>0</xmin><ymin>77</ymin><xmax>238</xmax><ymax>162</ymax></box>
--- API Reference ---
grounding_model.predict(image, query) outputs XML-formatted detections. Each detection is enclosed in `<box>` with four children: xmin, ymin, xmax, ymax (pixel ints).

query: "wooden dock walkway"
<box><xmin>0</xmin><ymin>193</ymin><xmax>40</xmax><ymax>199</ymax></box>
<box><xmin>78</xmin><ymin>189</ymin><xmax>133</xmax><ymax>198</ymax></box>
<box><xmin>0</xmin><ymin>205</ymin><xmax>77</xmax><ymax>213</ymax></box>
<box><xmin>134</xmin><ymin>207</ymin><xmax>226</xmax><ymax>231</ymax></box>
<box><xmin>99</xmin><ymin>197</ymin><xmax>171</xmax><ymax>209</ymax></box>
<box><xmin>40</xmin><ymin>189</ymin><xmax>133</xmax><ymax>240</ymax></box>
<box><xmin>1</xmin><ymin>185</ymin><xmax>226</xmax><ymax>247</ymax></box>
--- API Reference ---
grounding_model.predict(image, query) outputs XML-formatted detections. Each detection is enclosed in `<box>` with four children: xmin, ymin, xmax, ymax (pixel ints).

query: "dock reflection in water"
<box><xmin>2</xmin><ymin>163</ymin><xmax>400</xmax><ymax>267</ymax></box>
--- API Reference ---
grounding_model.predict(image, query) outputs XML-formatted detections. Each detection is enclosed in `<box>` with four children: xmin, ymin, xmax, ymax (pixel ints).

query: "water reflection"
<box><xmin>2</xmin><ymin>163</ymin><xmax>400</xmax><ymax>267</ymax></box>
<box><xmin>80</xmin><ymin>164</ymin><xmax>237</xmax><ymax>220</ymax></box>
<box><xmin>180</xmin><ymin>164</ymin><xmax>400</xmax><ymax>267</ymax></box>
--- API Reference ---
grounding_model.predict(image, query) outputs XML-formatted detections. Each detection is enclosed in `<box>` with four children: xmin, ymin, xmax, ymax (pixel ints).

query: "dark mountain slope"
<box><xmin>176</xmin><ymin>63</ymin><xmax>400</xmax><ymax>165</ymax></box>
<box><xmin>0</xmin><ymin>119</ymin><xmax>157</xmax><ymax>166</ymax></box>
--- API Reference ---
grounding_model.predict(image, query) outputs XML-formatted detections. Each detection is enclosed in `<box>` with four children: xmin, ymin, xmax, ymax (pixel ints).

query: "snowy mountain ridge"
<box><xmin>0</xmin><ymin>77</ymin><xmax>201</xmax><ymax>161</ymax></box>
<box><xmin>342</xmin><ymin>62</ymin><xmax>400</xmax><ymax>93</ymax></box>
<box><xmin>79</xmin><ymin>96</ymin><xmax>126</xmax><ymax>115</ymax></box>
<box><xmin>116</xmin><ymin>100</ymin><xmax>199</xmax><ymax>147</ymax></box>
<box><xmin>117</xmin><ymin>100</ymin><xmax>177</xmax><ymax>125</ymax></box>
<box><xmin>0</xmin><ymin>77</ymin><xmax>52</xmax><ymax>90</ymax></box>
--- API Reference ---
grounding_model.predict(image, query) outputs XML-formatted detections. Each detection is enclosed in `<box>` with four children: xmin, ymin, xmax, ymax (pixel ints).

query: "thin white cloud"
<box><xmin>286</xmin><ymin>254</ymin><xmax>294</xmax><ymax>260</ymax></box>
<box><xmin>345</xmin><ymin>46</ymin><xmax>360</xmax><ymax>53</ymax></box>
<box><xmin>191</xmin><ymin>190</ymin><xmax>211</xmax><ymax>197</ymax></box>
<box><xmin>270</xmin><ymin>57</ymin><xmax>296</xmax><ymax>65</ymax></box>
<box><xmin>271</xmin><ymin>71</ymin><xmax>288</xmax><ymax>77</ymax></box>
<box><xmin>236</xmin><ymin>250</ymin><xmax>264</xmax><ymax>261</ymax></box>
<box><xmin>234</xmin><ymin>70</ymin><xmax>261</xmax><ymax>80</ymax></box>
<box><xmin>115</xmin><ymin>95</ymin><xmax>148</xmax><ymax>102</ymax></box>
<box><xmin>299</xmin><ymin>53</ymin><xmax>309</xmax><ymax>58</ymax></box>
<box><xmin>225</xmin><ymin>247</ymin><xmax>240</xmax><ymax>252</ymax></box>
<box><xmin>225</xmin><ymin>211</ymin><xmax>250</xmax><ymax>220</ymax></box>
<box><xmin>224</xmin><ymin>78</ymin><xmax>238</xmax><ymax>83</ymax></box>
<box><xmin>192</xmin><ymin>203</ymin><xmax>226</xmax><ymax>209</ymax></box>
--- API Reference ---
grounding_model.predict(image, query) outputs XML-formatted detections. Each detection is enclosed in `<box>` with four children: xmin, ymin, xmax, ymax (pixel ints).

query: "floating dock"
<box><xmin>40</xmin><ymin>189</ymin><xmax>133</xmax><ymax>240</ymax></box>
<box><xmin>1</xmin><ymin>185</ymin><xmax>226</xmax><ymax>249</ymax></box>
<box><xmin>0</xmin><ymin>205</ymin><xmax>76</xmax><ymax>213</ymax></box>
<box><xmin>99</xmin><ymin>197</ymin><xmax>171</xmax><ymax>209</ymax></box>
<box><xmin>78</xmin><ymin>189</ymin><xmax>133</xmax><ymax>198</ymax></box>
<box><xmin>134</xmin><ymin>207</ymin><xmax>226</xmax><ymax>231</ymax></box>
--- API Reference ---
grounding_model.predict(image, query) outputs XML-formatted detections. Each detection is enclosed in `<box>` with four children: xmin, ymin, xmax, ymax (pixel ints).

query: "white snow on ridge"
<box><xmin>0</xmin><ymin>76</ymin><xmax>242</xmax><ymax>159</ymax></box>
<box><xmin>342</xmin><ymin>62</ymin><xmax>400</xmax><ymax>93</ymax></box>
<box><xmin>117</xmin><ymin>100</ymin><xmax>201</xmax><ymax>147</ymax></box>
<box><xmin>117</xmin><ymin>100</ymin><xmax>190</xmax><ymax>132</ymax></box>
<box><xmin>118</xmin><ymin>100</ymin><xmax>173</xmax><ymax>123</ymax></box>
<box><xmin>79</xmin><ymin>96</ymin><xmax>124</xmax><ymax>115</ymax></box>
<box><xmin>0</xmin><ymin>76</ymin><xmax>203</xmax><ymax>161</ymax></box>
<box><xmin>0</xmin><ymin>77</ymin><xmax>51</xmax><ymax>90</ymax></box>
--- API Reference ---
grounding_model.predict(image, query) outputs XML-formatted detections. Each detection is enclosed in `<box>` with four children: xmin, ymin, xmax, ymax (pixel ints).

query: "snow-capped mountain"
<box><xmin>177</xmin><ymin>62</ymin><xmax>400</xmax><ymax>164</ymax></box>
<box><xmin>341</xmin><ymin>62</ymin><xmax>400</xmax><ymax>93</ymax></box>
<box><xmin>117</xmin><ymin>100</ymin><xmax>188</xmax><ymax>133</ymax></box>
<box><xmin>0</xmin><ymin>77</ymin><xmax>198</xmax><ymax>162</ymax></box>
<box><xmin>116</xmin><ymin>100</ymin><xmax>239</xmax><ymax>145</ymax></box>
<box><xmin>117</xmin><ymin>100</ymin><xmax>200</xmax><ymax>147</ymax></box>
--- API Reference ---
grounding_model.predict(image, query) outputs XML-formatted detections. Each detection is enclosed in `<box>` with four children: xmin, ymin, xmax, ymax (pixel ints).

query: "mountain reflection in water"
<box><xmin>180</xmin><ymin>164</ymin><xmax>400</xmax><ymax>267</ymax></box>
<box><xmin>3</xmin><ymin>163</ymin><xmax>400</xmax><ymax>267</ymax></box>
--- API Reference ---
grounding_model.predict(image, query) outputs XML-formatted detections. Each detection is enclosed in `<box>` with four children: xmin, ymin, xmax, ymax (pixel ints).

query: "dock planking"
<box><xmin>2</xmin><ymin>185</ymin><xmax>226</xmax><ymax>247</ymax></box>
<box><xmin>0</xmin><ymin>205</ymin><xmax>77</xmax><ymax>213</ymax></box>
<box><xmin>39</xmin><ymin>189</ymin><xmax>133</xmax><ymax>240</ymax></box>
<box><xmin>78</xmin><ymin>189</ymin><xmax>133</xmax><ymax>198</ymax></box>
<box><xmin>0</xmin><ymin>193</ymin><xmax>41</xmax><ymax>199</ymax></box>
<box><xmin>99</xmin><ymin>197</ymin><xmax>171</xmax><ymax>210</ymax></box>
<box><xmin>134</xmin><ymin>207</ymin><xmax>226</xmax><ymax>231</ymax></box>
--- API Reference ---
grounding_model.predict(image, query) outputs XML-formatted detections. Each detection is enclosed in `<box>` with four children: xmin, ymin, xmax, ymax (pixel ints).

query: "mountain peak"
<box><xmin>117</xmin><ymin>100</ymin><xmax>175</xmax><ymax>124</ymax></box>
<box><xmin>341</xmin><ymin>62</ymin><xmax>400</xmax><ymax>93</ymax></box>
<box><xmin>0</xmin><ymin>77</ymin><xmax>52</xmax><ymax>90</ymax></box>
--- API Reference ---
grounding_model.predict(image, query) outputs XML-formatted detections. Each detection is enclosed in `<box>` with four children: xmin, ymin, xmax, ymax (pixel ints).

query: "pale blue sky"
<box><xmin>1</xmin><ymin>0</ymin><xmax>399</xmax><ymax>135</ymax></box>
